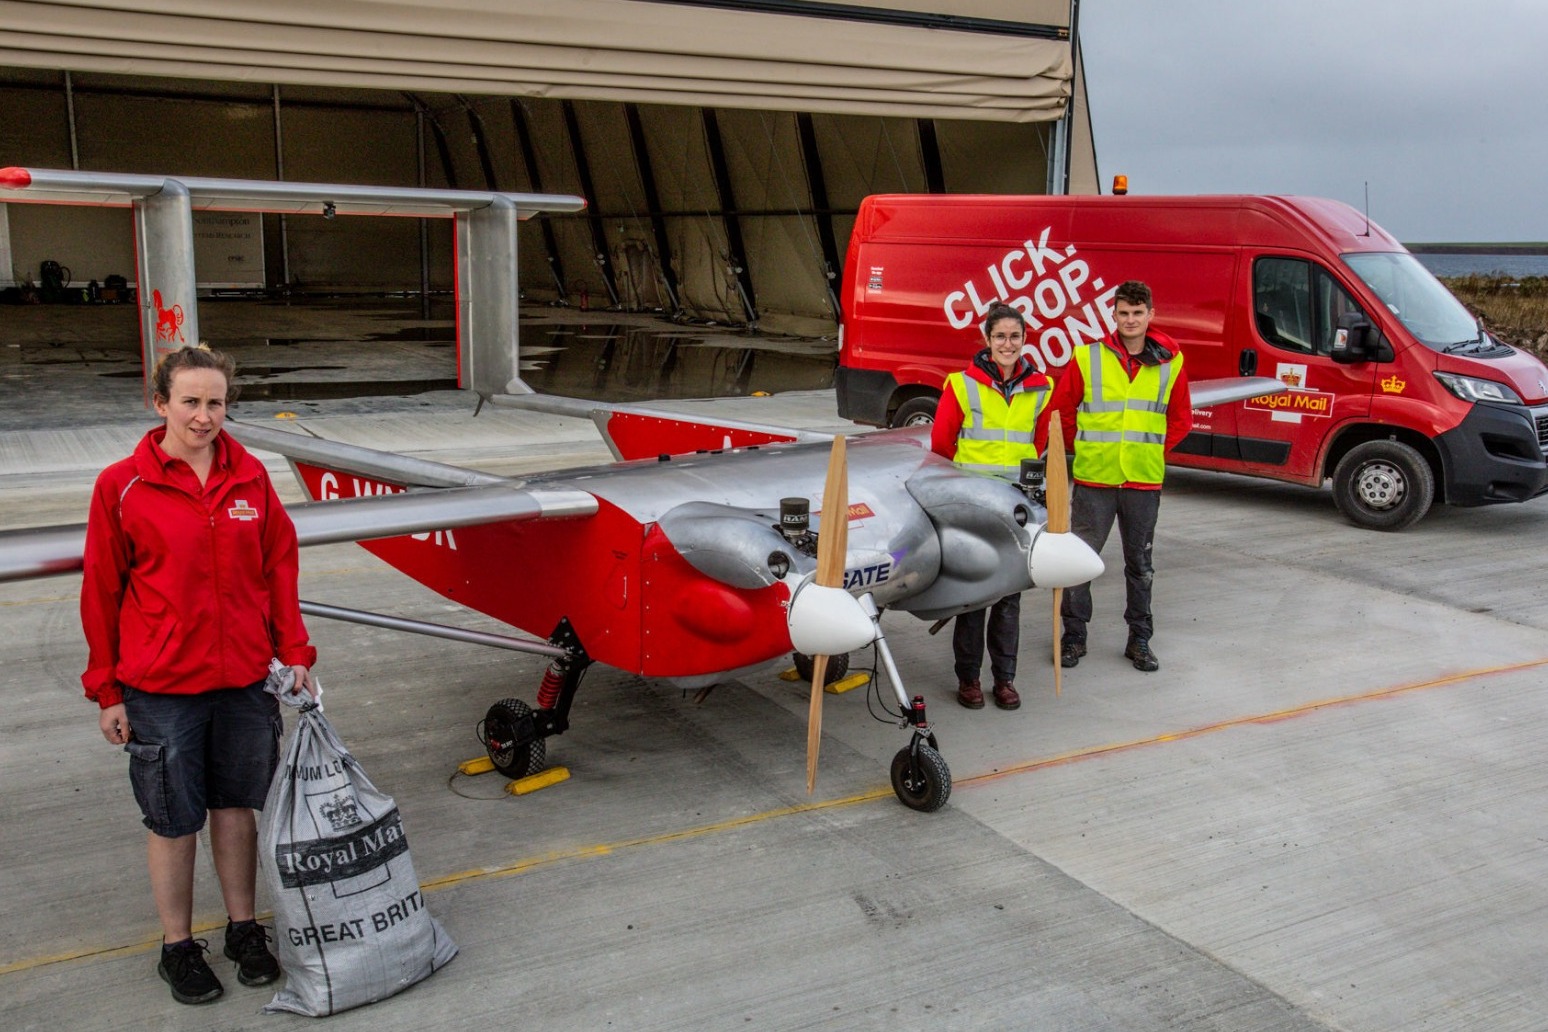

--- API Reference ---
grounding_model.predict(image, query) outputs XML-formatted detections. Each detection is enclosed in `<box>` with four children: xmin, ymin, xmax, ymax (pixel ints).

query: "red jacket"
<box><xmin>1035</xmin><ymin>329</ymin><xmax>1193</xmax><ymax>490</ymax></box>
<box><xmin>81</xmin><ymin>428</ymin><xmax>315</xmax><ymax>708</ymax></box>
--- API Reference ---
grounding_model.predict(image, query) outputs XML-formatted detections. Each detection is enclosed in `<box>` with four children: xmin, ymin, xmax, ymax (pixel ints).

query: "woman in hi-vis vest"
<box><xmin>930</xmin><ymin>304</ymin><xmax>1052</xmax><ymax>711</ymax></box>
<box><xmin>1037</xmin><ymin>280</ymin><xmax>1193</xmax><ymax>673</ymax></box>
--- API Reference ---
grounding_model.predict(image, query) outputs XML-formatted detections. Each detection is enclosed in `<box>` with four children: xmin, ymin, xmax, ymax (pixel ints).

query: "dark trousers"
<box><xmin>953</xmin><ymin>592</ymin><xmax>1021</xmax><ymax>685</ymax></box>
<box><xmin>1061</xmin><ymin>485</ymin><xmax>1161</xmax><ymax>644</ymax></box>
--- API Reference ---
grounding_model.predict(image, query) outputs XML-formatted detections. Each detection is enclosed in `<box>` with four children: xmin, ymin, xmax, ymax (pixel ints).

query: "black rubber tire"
<box><xmin>483</xmin><ymin>697</ymin><xmax>546</xmax><ymax>779</ymax></box>
<box><xmin>792</xmin><ymin>651</ymin><xmax>850</xmax><ymax>685</ymax></box>
<box><xmin>1331</xmin><ymin>440</ymin><xmax>1434</xmax><ymax>531</ymax></box>
<box><xmin>890</xmin><ymin>395</ymin><xmax>939</xmax><ymax>428</ymax></box>
<box><xmin>890</xmin><ymin>742</ymin><xmax>952</xmax><ymax>812</ymax></box>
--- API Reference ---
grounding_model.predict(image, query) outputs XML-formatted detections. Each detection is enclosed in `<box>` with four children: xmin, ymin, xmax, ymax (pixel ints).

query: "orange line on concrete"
<box><xmin>959</xmin><ymin>656</ymin><xmax>1548</xmax><ymax>788</ymax></box>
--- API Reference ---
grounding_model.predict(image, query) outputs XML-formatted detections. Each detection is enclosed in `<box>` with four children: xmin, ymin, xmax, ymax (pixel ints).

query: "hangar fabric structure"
<box><xmin>0</xmin><ymin>0</ymin><xmax>1096</xmax><ymax>334</ymax></box>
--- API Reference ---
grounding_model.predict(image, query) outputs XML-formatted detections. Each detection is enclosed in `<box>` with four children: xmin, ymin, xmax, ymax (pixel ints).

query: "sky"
<box><xmin>1078</xmin><ymin>0</ymin><xmax>1548</xmax><ymax>244</ymax></box>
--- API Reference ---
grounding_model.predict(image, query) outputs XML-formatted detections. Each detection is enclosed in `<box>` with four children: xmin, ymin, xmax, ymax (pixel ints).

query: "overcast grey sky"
<box><xmin>1078</xmin><ymin>0</ymin><xmax>1548</xmax><ymax>243</ymax></box>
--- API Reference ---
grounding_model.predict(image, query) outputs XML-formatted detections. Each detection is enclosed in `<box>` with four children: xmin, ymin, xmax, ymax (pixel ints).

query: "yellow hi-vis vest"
<box><xmin>946</xmin><ymin>370</ymin><xmax>1049</xmax><ymax>481</ymax></box>
<box><xmin>1071</xmin><ymin>343</ymin><xmax>1182</xmax><ymax>486</ymax></box>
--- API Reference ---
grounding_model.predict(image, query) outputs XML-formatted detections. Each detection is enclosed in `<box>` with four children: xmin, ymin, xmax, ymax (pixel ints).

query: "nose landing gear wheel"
<box><xmin>792</xmin><ymin>650</ymin><xmax>850</xmax><ymax>685</ymax></box>
<box><xmin>890</xmin><ymin>741</ymin><xmax>951</xmax><ymax>812</ymax></box>
<box><xmin>481</xmin><ymin>697</ymin><xmax>547</xmax><ymax>779</ymax></box>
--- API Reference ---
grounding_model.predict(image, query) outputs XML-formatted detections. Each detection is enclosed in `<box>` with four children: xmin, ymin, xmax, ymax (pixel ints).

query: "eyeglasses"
<box><xmin>989</xmin><ymin>332</ymin><xmax>1024</xmax><ymax>343</ymax></box>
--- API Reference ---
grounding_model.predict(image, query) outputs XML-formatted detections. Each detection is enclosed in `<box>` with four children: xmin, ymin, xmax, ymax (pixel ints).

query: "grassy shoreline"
<box><xmin>1407</xmin><ymin>243</ymin><xmax>1548</xmax><ymax>254</ymax></box>
<box><xmin>1443</xmin><ymin>274</ymin><xmax>1548</xmax><ymax>359</ymax></box>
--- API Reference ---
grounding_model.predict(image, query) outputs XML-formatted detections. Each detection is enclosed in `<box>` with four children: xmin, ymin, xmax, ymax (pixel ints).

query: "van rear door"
<box><xmin>1229</xmin><ymin>254</ymin><xmax>1378</xmax><ymax>480</ymax></box>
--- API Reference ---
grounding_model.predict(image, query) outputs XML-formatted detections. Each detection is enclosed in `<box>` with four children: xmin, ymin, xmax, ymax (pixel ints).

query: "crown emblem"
<box><xmin>1380</xmin><ymin>375</ymin><xmax>1406</xmax><ymax>394</ymax></box>
<box><xmin>1279</xmin><ymin>371</ymin><xmax>1302</xmax><ymax>387</ymax></box>
<box><xmin>318</xmin><ymin>793</ymin><xmax>361</xmax><ymax>832</ymax></box>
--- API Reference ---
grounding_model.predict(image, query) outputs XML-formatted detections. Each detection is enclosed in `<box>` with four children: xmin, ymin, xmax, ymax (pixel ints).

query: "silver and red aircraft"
<box><xmin>0</xmin><ymin>375</ymin><xmax>1276</xmax><ymax>811</ymax></box>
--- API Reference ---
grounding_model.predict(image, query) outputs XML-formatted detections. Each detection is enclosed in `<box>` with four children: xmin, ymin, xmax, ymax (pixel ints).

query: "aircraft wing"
<box><xmin>1190</xmin><ymin>376</ymin><xmax>1286</xmax><ymax>408</ymax></box>
<box><xmin>0</xmin><ymin>426</ymin><xmax>597</xmax><ymax>584</ymax></box>
<box><xmin>485</xmin><ymin>384</ymin><xmax>834</xmax><ymax>461</ymax></box>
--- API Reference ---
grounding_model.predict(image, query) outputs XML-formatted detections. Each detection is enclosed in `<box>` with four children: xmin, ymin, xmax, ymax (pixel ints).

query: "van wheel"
<box><xmin>890</xmin><ymin>396</ymin><xmax>938</xmax><ymax>428</ymax></box>
<box><xmin>1332</xmin><ymin>440</ymin><xmax>1433</xmax><ymax>531</ymax></box>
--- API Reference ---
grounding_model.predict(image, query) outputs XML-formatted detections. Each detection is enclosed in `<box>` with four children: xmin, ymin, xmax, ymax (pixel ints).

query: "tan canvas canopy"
<box><xmin>1</xmin><ymin>1</ymin><xmax>1095</xmax><ymax>331</ymax></box>
<box><xmin>0</xmin><ymin>0</ymin><xmax>1073</xmax><ymax>122</ymax></box>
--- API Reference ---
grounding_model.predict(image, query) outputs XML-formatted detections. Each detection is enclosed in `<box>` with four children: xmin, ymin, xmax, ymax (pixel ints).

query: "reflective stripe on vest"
<box><xmin>947</xmin><ymin>371</ymin><xmax>1048</xmax><ymax>480</ymax></box>
<box><xmin>1071</xmin><ymin>344</ymin><xmax>1181</xmax><ymax>486</ymax></box>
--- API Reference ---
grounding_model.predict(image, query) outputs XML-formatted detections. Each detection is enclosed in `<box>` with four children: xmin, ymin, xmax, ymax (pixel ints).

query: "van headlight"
<box><xmin>1433</xmin><ymin>371</ymin><xmax>1522</xmax><ymax>405</ymax></box>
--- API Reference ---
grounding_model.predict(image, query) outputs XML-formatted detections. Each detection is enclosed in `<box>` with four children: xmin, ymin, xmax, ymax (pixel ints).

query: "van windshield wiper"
<box><xmin>1442</xmin><ymin>335</ymin><xmax>1484</xmax><ymax>354</ymax></box>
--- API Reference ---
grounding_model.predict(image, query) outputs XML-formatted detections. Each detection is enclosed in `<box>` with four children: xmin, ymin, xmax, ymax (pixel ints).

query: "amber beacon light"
<box><xmin>1111</xmin><ymin>174</ymin><xmax>1129</xmax><ymax>195</ymax></box>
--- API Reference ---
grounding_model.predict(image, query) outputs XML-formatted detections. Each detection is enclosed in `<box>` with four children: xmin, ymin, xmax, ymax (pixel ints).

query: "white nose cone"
<box><xmin>1027</xmin><ymin>529</ymin><xmax>1104</xmax><ymax>588</ymax></box>
<box><xmin>786</xmin><ymin>578</ymin><xmax>877</xmax><ymax>656</ymax></box>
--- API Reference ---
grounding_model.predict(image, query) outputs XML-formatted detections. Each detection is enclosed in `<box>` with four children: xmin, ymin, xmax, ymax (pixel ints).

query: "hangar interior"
<box><xmin>0</xmin><ymin>1</ymin><xmax>1094</xmax><ymax>337</ymax></box>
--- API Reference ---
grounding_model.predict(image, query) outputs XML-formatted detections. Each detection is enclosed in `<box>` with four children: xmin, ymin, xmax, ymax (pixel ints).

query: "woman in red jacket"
<box><xmin>81</xmin><ymin>345</ymin><xmax>316</xmax><ymax>1005</ymax></box>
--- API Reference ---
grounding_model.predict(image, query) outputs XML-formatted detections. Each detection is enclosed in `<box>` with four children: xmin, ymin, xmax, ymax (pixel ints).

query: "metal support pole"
<box><xmin>417</xmin><ymin>108</ymin><xmax>431</xmax><ymax>319</ymax></box>
<box><xmin>456</xmin><ymin>195</ymin><xmax>521</xmax><ymax>396</ymax></box>
<box><xmin>63</xmin><ymin>72</ymin><xmax>80</xmax><ymax>171</ymax></box>
<box><xmin>700</xmin><ymin>108</ymin><xmax>758</xmax><ymax>326</ymax></box>
<box><xmin>273</xmin><ymin>84</ymin><xmax>291</xmax><ymax>289</ymax></box>
<box><xmin>132</xmin><ymin>178</ymin><xmax>199</xmax><ymax>405</ymax></box>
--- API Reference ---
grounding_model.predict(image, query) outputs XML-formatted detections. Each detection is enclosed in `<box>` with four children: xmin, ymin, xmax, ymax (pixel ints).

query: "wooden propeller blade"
<box><xmin>807</xmin><ymin>435</ymin><xmax>847</xmax><ymax>795</ymax></box>
<box><xmin>1045</xmin><ymin>418</ymin><xmax>1069</xmax><ymax>696</ymax></box>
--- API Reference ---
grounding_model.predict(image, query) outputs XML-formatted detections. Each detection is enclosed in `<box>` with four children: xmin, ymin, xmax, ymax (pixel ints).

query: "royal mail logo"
<box><xmin>1380</xmin><ymin>375</ymin><xmax>1407</xmax><ymax>394</ymax></box>
<box><xmin>1245</xmin><ymin>388</ymin><xmax>1333</xmax><ymax>418</ymax></box>
<box><xmin>227</xmin><ymin>499</ymin><xmax>259</xmax><ymax>521</ymax></box>
<box><xmin>318</xmin><ymin>793</ymin><xmax>362</xmax><ymax>832</ymax></box>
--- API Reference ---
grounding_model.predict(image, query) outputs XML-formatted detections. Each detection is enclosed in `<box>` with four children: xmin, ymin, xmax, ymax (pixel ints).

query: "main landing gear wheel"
<box><xmin>890</xmin><ymin>741</ymin><xmax>951</xmax><ymax>812</ymax></box>
<box><xmin>792</xmin><ymin>650</ymin><xmax>849</xmax><ymax>685</ymax></box>
<box><xmin>482</xmin><ymin>697</ymin><xmax>546</xmax><ymax>779</ymax></box>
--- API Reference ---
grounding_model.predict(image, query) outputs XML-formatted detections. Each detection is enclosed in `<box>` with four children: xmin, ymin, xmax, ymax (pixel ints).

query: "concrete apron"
<box><xmin>2</xmin><ymin>317</ymin><xmax>1547</xmax><ymax>1029</ymax></box>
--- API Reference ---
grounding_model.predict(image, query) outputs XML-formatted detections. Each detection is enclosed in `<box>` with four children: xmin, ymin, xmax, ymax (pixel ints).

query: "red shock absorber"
<box><xmin>536</xmin><ymin>660</ymin><xmax>566</xmax><ymax>710</ymax></box>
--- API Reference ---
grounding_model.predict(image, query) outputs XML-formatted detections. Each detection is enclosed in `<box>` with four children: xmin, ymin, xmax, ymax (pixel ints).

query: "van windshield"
<box><xmin>1342</xmin><ymin>252</ymin><xmax>1481</xmax><ymax>351</ymax></box>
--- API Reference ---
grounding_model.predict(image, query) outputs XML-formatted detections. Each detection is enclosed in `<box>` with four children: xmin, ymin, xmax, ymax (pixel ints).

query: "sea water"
<box><xmin>1412</xmin><ymin>253</ymin><xmax>1548</xmax><ymax>278</ymax></box>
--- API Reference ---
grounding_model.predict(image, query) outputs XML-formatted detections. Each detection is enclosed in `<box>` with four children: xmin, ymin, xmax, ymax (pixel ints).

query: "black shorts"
<box><xmin>122</xmin><ymin>681</ymin><xmax>282</xmax><ymax>838</ymax></box>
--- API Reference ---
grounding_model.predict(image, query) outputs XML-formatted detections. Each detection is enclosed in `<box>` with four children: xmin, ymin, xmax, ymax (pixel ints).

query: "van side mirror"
<box><xmin>1330</xmin><ymin>312</ymin><xmax>1373</xmax><ymax>363</ymax></box>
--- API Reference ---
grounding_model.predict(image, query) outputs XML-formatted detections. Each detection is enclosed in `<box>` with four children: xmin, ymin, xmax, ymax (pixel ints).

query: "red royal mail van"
<box><xmin>836</xmin><ymin>193</ymin><xmax>1548</xmax><ymax>530</ymax></box>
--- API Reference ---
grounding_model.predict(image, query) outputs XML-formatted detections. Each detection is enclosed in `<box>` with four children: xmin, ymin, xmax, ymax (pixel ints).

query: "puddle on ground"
<box><xmin>79</xmin><ymin>316</ymin><xmax>835</xmax><ymax>402</ymax></box>
<box><xmin>236</xmin><ymin>378</ymin><xmax>458</xmax><ymax>401</ymax></box>
<box><xmin>518</xmin><ymin>322</ymin><xmax>835</xmax><ymax>401</ymax></box>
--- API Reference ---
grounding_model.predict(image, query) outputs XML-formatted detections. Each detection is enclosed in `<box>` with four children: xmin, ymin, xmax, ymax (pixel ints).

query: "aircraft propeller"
<box><xmin>783</xmin><ymin>435</ymin><xmax>879</xmax><ymax>795</ymax></box>
<box><xmin>806</xmin><ymin>435</ymin><xmax>848</xmax><ymax>794</ymax></box>
<box><xmin>1044</xmin><ymin>417</ymin><xmax>1071</xmax><ymax>695</ymax></box>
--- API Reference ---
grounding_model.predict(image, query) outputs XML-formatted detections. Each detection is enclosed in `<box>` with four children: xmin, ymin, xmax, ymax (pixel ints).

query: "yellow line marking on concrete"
<box><xmin>959</xmin><ymin>655</ymin><xmax>1548</xmax><ymax>788</ymax></box>
<box><xmin>5</xmin><ymin>655</ymin><xmax>1544</xmax><ymax>977</ymax></box>
<box><xmin>0</xmin><ymin>594</ymin><xmax>76</xmax><ymax>607</ymax></box>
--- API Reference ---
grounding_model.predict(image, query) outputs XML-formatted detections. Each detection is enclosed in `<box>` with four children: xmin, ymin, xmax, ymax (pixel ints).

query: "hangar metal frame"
<box><xmin>0</xmin><ymin>166</ymin><xmax>584</xmax><ymax>402</ymax></box>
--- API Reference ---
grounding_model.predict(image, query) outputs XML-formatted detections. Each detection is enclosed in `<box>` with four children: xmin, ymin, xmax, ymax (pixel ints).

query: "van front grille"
<box><xmin>1537</xmin><ymin>412</ymin><xmax>1548</xmax><ymax>453</ymax></box>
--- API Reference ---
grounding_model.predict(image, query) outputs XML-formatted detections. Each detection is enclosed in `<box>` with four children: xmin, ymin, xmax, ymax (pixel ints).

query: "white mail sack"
<box><xmin>259</xmin><ymin>703</ymin><xmax>457</xmax><ymax>1016</ymax></box>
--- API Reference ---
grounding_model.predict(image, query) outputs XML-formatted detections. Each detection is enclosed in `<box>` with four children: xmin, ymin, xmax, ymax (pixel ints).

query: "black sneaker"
<box><xmin>224</xmin><ymin>919</ymin><xmax>282</xmax><ymax>987</ymax></box>
<box><xmin>1060</xmin><ymin>640</ymin><xmax>1086</xmax><ymax>668</ymax></box>
<box><xmin>159</xmin><ymin>938</ymin><xmax>223</xmax><ymax>1004</ymax></box>
<box><xmin>1125</xmin><ymin>637</ymin><xmax>1160</xmax><ymax>672</ymax></box>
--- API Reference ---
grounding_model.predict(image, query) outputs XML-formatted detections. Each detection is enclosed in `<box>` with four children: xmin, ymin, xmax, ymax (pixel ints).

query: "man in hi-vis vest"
<box><xmin>930</xmin><ymin>304</ymin><xmax>1053</xmax><ymax>710</ymax></box>
<box><xmin>1038</xmin><ymin>280</ymin><xmax>1192</xmax><ymax>673</ymax></box>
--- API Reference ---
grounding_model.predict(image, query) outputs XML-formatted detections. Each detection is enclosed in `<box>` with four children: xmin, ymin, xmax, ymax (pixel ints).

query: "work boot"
<box><xmin>159</xmin><ymin>938</ymin><xmax>223</xmax><ymax>1005</ymax></box>
<box><xmin>992</xmin><ymin>680</ymin><xmax>1021</xmax><ymax>710</ymax></box>
<box><xmin>1060</xmin><ymin>640</ymin><xmax>1086</xmax><ymax>668</ymax></box>
<box><xmin>956</xmin><ymin>678</ymin><xmax>985</xmax><ymax>709</ymax></box>
<box><xmin>1125</xmin><ymin>637</ymin><xmax>1160</xmax><ymax>672</ymax></box>
<box><xmin>224</xmin><ymin>919</ymin><xmax>281</xmax><ymax>987</ymax></box>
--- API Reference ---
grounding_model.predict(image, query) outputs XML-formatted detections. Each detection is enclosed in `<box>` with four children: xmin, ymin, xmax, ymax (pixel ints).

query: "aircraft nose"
<box><xmin>1027</xmin><ymin>529</ymin><xmax>1104</xmax><ymax>588</ymax></box>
